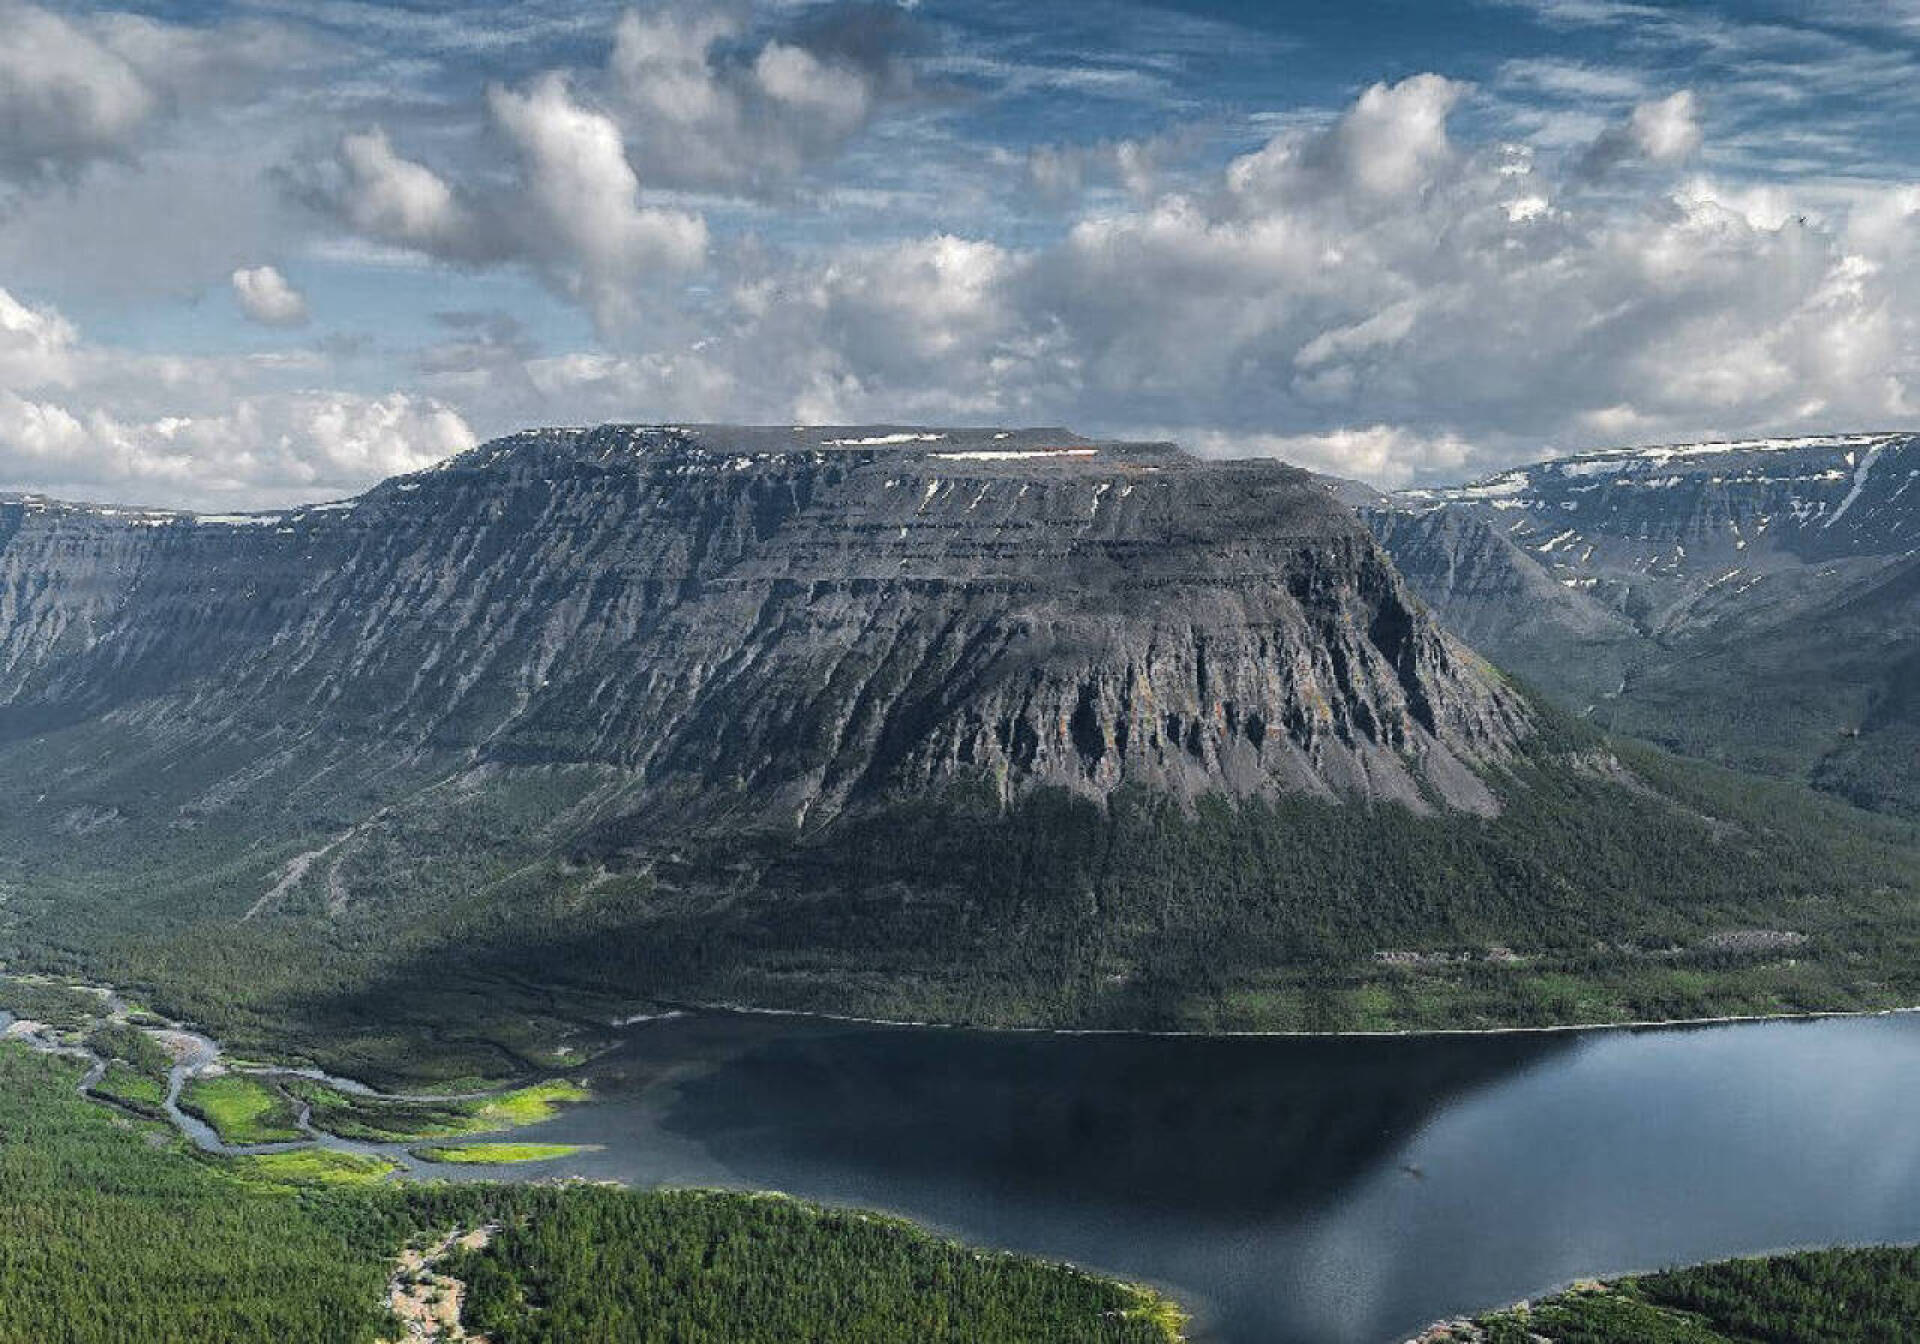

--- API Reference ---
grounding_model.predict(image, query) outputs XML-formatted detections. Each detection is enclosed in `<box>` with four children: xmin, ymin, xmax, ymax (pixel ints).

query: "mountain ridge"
<box><xmin>1363</xmin><ymin>430</ymin><xmax>1920</xmax><ymax>814</ymax></box>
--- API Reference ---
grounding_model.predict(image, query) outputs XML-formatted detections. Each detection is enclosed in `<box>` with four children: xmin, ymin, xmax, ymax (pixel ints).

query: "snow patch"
<box><xmin>1824</xmin><ymin>441</ymin><xmax>1885</xmax><ymax>529</ymax></box>
<box><xmin>931</xmin><ymin>448</ymin><xmax>1100</xmax><ymax>462</ymax></box>
<box><xmin>824</xmin><ymin>432</ymin><xmax>947</xmax><ymax>446</ymax></box>
<box><xmin>1448</xmin><ymin>471</ymin><xmax>1529</xmax><ymax>501</ymax></box>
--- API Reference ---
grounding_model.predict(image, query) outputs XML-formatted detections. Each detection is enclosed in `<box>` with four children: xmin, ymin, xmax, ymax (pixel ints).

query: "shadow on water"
<box><xmin>507</xmin><ymin>1012</ymin><xmax>1578</xmax><ymax>1343</ymax></box>
<box><xmin>31</xmin><ymin>967</ymin><xmax>1920</xmax><ymax>1344</ymax></box>
<box><xmin>643</xmin><ymin>1018</ymin><xmax>1572</xmax><ymax>1224</ymax></box>
<box><xmin>525</xmin><ymin>1013</ymin><xmax>1920</xmax><ymax>1342</ymax></box>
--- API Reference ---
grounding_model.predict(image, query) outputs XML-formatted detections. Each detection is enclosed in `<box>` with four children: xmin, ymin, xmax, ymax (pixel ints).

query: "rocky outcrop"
<box><xmin>0</xmin><ymin>425</ymin><xmax>1530</xmax><ymax>828</ymax></box>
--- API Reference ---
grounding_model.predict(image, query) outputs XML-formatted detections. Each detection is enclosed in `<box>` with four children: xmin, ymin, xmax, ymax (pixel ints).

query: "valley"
<box><xmin>1</xmin><ymin>427</ymin><xmax>1918</xmax><ymax>1086</ymax></box>
<box><xmin>3</xmin><ymin>424</ymin><xmax>1920</xmax><ymax>1343</ymax></box>
<box><xmin>15</xmin><ymin>0</ymin><xmax>1920</xmax><ymax>1336</ymax></box>
<box><xmin>1364</xmin><ymin>432</ymin><xmax>1920</xmax><ymax>818</ymax></box>
<box><xmin>14</xmin><ymin>967</ymin><xmax>1920</xmax><ymax>1344</ymax></box>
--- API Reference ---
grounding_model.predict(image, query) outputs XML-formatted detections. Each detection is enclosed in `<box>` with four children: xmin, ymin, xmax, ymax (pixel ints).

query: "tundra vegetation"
<box><xmin>179</xmin><ymin>1074</ymin><xmax>305</xmax><ymax>1145</ymax></box>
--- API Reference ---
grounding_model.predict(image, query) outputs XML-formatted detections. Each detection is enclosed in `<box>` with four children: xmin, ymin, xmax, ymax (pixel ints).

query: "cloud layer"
<box><xmin>4</xmin><ymin>1</ymin><xmax>1920</xmax><ymax>504</ymax></box>
<box><xmin>475</xmin><ymin>70</ymin><xmax>1908</xmax><ymax>485</ymax></box>
<box><xmin>0</xmin><ymin>282</ymin><xmax>471</xmax><ymax>508</ymax></box>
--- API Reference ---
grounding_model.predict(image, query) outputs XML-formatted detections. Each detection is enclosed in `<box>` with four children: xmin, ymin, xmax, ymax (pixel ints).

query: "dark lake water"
<box><xmin>500</xmin><ymin>1010</ymin><xmax>1920</xmax><ymax>1344</ymax></box>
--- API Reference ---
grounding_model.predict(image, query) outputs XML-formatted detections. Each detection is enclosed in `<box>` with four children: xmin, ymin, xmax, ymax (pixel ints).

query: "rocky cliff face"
<box><xmin>1365</xmin><ymin>432</ymin><xmax>1920</xmax><ymax>813</ymax></box>
<box><xmin>1360</xmin><ymin>503</ymin><xmax>1647</xmax><ymax>705</ymax></box>
<box><xmin>1383</xmin><ymin>432</ymin><xmax>1920</xmax><ymax>635</ymax></box>
<box><xmin>0</xmin><ymin>425</ymin><xmax>1528</xmax><ymax>830</ymax></box>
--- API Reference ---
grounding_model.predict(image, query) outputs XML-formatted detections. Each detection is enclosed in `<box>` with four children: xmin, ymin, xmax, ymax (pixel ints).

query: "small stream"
<box><xmin>0</xmin><ymin>991</ymin><xmax>510</xmax><ymax>1175</ymax></box>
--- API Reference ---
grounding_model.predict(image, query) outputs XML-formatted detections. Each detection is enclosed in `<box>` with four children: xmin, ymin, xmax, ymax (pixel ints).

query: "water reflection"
<box><xmin>653</xmin><ymin>1023</ymin><xmax>1568</xmax><ymax>1222</ymax></box>
<box><xmin>518</xmin><ymin>1012</ymin><xmax>1920</xmax><ymax>1343</ymax></box>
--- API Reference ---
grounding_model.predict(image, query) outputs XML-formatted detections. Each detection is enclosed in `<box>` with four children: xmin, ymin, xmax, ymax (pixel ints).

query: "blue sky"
<box><xmin>4</xmin><ymin>0</ymin><xmax>1920</xmax><ymax>506</ymax></box>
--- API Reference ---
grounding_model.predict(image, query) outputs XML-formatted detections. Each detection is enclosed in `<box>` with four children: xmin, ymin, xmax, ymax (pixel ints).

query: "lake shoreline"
<box><xmin>1406</xmin><ymin>1241</ymin><xmax>1920</xmax><ymax>1344</ymax></box>
<box><xmin>650</xmin><ymin>996</ymin><xmax>1920</xmax><ymax>1042</ymax></box>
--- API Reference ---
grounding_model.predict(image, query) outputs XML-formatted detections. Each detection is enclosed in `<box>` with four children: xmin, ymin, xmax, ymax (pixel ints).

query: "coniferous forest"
<box><xmin>1456</xmin><ymin>1247</ymin><xmax>1920</xmax><ymax>1343</ymax></box>
<box><xmin>0</xmin><ymin>1046</ymin><xmax>1181</xmax><ymax>1344</ymax></box>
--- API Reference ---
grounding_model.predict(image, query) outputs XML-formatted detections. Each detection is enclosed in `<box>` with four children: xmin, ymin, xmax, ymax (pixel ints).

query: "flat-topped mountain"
<box><xmin>4</xmin><ymin>423</ymin><xmax>1917</xmax><ymax>1079</ymax></box>
<box><xmin>0</xmin><ymin>424</ymin><xmax>1524</xmax><ymax>822</ymax></box>
<box><xmin>1393</xmin><ymin>432</ymin><xmax>1919</xmax><ymax>615</ymax></box>
<box><xmin>1365</xmin><ymin>432</ymin><xmax>1920</xmax><ymax>815</ymax></box>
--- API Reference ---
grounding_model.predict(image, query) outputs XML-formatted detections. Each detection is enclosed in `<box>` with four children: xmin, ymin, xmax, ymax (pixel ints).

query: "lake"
<box><xmin>477</xmin><ymin>1009</ymin><xmax>1920</xmax><ymax>1343</ymax></box>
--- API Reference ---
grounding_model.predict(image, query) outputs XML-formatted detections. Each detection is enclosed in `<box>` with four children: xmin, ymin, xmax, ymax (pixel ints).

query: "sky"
<box><xmin>5</xmin><ymin>0</ymin><xmax>1920</xmax><ymax>508</ymax></box>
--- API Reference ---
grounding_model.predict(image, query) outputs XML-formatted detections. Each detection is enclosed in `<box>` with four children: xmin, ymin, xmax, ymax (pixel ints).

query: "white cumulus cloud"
<box><xmin>0</xmin><ymin>1</ymin><xmax>298</xmax><ymax>183</ymax></box>
<box><xmin>530</xmin><ymin>72</ymin><xmax>1918</xmax><ymax>486</ymax></box>
<box><xmin>230</xmin><ymin>265</ymin><xmax>309</xmax><ymax>327</ymax></box>
<box><xmin>329</xmin><ymin>128</ymin><xmax>479</xmax><ymax>257</ymax></box>
<box><xmin>605</xmin><ymin>4</ymin><xmax>917</xmax><ymax>192</ymax></box>
<box><xmin>1579</xmin><ymin>88</ymin><xmax>1702</xmax><ymax>179</ymax></box>
<box><xmin>487</xmin><ymin>72</ymin><xmax>707</xmax><ymax>330</ymax></box>
<box><xmin>1629</xmin><ymin>89</ymin><xmax>1702</xmax><ymax>162</ymax></box>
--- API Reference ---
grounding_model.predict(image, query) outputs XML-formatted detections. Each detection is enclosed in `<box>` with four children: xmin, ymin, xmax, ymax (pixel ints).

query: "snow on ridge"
<box><xmin>1439</xmin><ymin>471</ymin><xmax>1529</xmax><ymax>501</ymax></box>
<box><xmin>932</xmin><ymin>448</ymin><xmax>1100</xmax><ymax>462</ymax></box>
<box><xmin>1551</xmin><ymin>432</ymin><xmax>1899</xmax><ymax>474</ymax></box>
<box><xmin>1661</xmin><ymin>432</ymin><xmax>1896</xmax><ymax>456</ymax></box>
<box><xmin>824</xmin><ymin>432</ymin><xmax>948</xmax><ymax>446</ymax></box>
<box><xmin>1420</xmin><ymin>432</ymin><xmax>1910</xmax><ymax>502</ymax></box>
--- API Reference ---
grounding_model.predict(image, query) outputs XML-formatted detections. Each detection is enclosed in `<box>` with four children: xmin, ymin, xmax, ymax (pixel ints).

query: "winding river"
<box><xmin>10</xmin><ymin>995</ymin><xmax>1920</xmax><ymax>1343</ymax></box>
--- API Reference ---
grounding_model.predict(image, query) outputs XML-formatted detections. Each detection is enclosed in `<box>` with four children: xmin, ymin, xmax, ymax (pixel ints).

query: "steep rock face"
<box><xmin>0</xmin><ymin>425</ymin><xmax>1526</xmax><ymax>825</ymax></box>
<box><xmin>1365</xmin><ymin>432</ymin><xmax>1920</xmax><ymax>812</ymax></box>
<box><xmin>1389</xmin><ymin>432</ymin><xmax>1920</xmax><ymax>635</ymax></box>
<box><xmin>1360</xmin><ymin>503</ymin><xmax>1646</xmax><ymax>703</ymax></box>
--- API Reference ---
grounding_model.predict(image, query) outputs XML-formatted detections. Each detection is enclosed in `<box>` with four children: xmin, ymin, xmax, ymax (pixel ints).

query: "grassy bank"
<box><xmin>178</xmin><ymin>1074</ymin><xmax>304</xmax><ymax>1144</ymax></box>
<box><xmin>284</xmin><ymin>1078</ymin><xmax>589</xmax><ymax>1142</ymax></box>
<box><xmin>412</xmin><ymin>1142</ymin><xmax>586</xmax><ymax>1164</ymax></box>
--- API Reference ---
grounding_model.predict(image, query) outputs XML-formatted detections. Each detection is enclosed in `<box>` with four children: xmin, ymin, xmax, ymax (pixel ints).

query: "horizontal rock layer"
<box><xmin>0</xmin><ymin>425</ymin><xmax>1529</xmax><ymax>826</ymax></box>
<box><xmin>1365</xmin><ymin>431</ymin><xmax>1920</xmax><ymax>815</ymax></box>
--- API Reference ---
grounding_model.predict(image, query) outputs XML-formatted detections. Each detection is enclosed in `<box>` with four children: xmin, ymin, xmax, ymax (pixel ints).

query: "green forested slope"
<box><xmin>11</xmin><ymin>708</ymin><xmax>1920</xmax><ymax>1087</ymax></box>
<box><xmin>448</xmin><ymin>1188</ymin><xmax>1182</xmax><ymax>1344</ymax></box>
<box><xmin>0</xmin><ymin>1048</ymin><xmax>394</xmax><ymax>1343</ymax></box>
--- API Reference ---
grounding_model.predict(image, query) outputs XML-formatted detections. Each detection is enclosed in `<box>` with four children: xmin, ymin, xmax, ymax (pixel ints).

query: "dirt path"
<box><xmin>379</xmin><ymin>1225</ymin><xmax>497</xmax><ymax>1343</ymax></box>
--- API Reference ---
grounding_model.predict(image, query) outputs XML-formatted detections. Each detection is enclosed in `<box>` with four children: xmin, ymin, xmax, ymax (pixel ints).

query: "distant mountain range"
<box><xmin>1363</xmin><ymin>433</ymin><xmax>1920</xmax><ymax>817</ymax></box>
<box><xmin>0</xmin><ymin>424</ymin><xmax>1916</xmax><ymax>1080</ymax></box>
